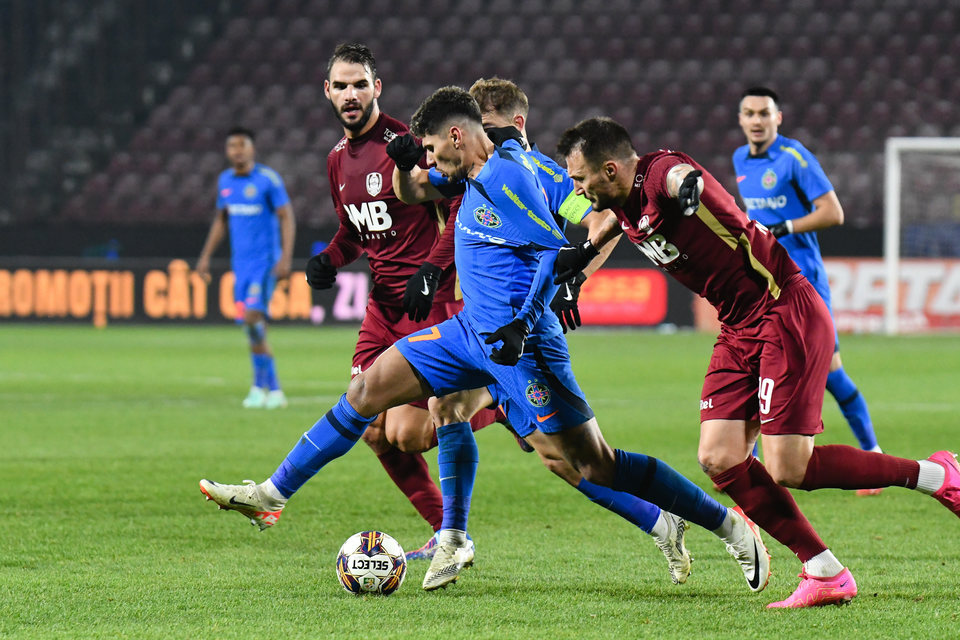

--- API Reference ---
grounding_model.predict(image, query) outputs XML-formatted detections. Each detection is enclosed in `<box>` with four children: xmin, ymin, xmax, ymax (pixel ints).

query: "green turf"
<box><xmin>1</xmin><ymin>325</ymin><xmax>958</xmax><ymax>639</ymax></box>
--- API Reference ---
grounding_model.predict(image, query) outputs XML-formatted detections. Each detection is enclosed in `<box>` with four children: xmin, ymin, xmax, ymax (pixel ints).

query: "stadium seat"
<box><xmin>55</xmin><ymin>1</ymin><xmax>958</xmax><ymax>225</ymax></box>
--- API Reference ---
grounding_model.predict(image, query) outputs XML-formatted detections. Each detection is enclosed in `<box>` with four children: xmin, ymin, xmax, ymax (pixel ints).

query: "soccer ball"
<box><xmin>335</xmin><ymin>531</ymin><xmax>407</xmax><ymax>595</ymax></box>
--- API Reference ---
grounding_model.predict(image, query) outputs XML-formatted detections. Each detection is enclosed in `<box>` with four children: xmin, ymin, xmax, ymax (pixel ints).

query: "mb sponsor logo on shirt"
<box><xmin>346</xmin><ymin>200</ymin><xmax>394</xmax><ymax>234</ymax></box>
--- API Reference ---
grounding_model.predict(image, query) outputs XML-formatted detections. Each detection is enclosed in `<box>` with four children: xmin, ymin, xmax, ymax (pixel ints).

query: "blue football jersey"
<box><xmin>732</xmin><ymin>134</ymin><xmax>833</xmax><ymax>282</ymax></box>
<box><xmin>429</xmin><ymin>143</ymin><xmax>592</xmax><ymax>231</ymax></box>
<box><xmin>452</xmin><ymin>141</ymin><xmax>567</xmax><ymax>339</ymax></box>
<box><xmin>216</xmin><ymin>163</ymin><xmax>290</xmax><ymax>267</ymax></box>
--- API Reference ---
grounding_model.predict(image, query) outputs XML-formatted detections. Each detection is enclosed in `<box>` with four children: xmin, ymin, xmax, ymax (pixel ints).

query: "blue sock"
<box><xmin>436</xmin><ymin>422</ymin><xmax>478</xmax><ymax>532</ymax></box>
<box><xmin>751</xmin><ymin>442</ymin><xmax>760</xmax><ymax>458</ymax></box>
<box><xmin>261</xmin><ymin>354</ymin><xmax>280</xmax><ymax>391</ymax></box>
<box><xmin>251</xmin><ymin>353</ymin><xmax>268</xmax><ymax>388</ymax></box>
<box><xmin>269</xmin><ymin>394</ymin><xmax>374</xmax><ymax>497</ymax></box>
<box><xmin>577</xmin><ymin>478</ymin><xmax>662</xmax><ymax>533</ymax></box>
<box><xmin>826</xmin><ymin>367</ymin><xmax>878</xmax><ymax>450</ymax></box>
<box><xmin>612</xmin><ymin>449</ymin><xmax>727</xmax><ymax>531</ymax></box>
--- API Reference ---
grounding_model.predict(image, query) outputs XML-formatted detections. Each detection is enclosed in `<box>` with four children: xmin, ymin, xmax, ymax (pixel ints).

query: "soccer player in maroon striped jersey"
<box><xmin>556</xmin><ymin>117</ymin><xmax>960</xmax><ymax>609</ymax></box>
<box><xmin>304</xmin><ymin>43</ymin><xmax>494</xmax><ymax>554</ymax></box>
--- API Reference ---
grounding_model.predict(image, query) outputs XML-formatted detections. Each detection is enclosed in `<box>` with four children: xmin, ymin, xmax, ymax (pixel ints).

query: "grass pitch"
<box><xmin>1</xmin><ymin>324</ymin><xmax>959</xmax><ymax>639</ymax></box>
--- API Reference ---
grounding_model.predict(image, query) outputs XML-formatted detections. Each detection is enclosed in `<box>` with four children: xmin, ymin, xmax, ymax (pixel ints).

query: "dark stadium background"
<box><xmin>2</xmin><ymin>0</ymin><xmax>956</xmax><ymax>318</ymax></box>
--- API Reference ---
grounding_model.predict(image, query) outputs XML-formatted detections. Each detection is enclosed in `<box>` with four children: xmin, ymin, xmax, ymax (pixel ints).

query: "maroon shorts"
<box><xmin>352</xmin><ymin>298</ymin><xmax>464</xmax><ymax>410</ymax></box>
<box><xmin>700</xmin><ymin>276</ymin><xmax>833</xmax><ymax>436</ymax></box>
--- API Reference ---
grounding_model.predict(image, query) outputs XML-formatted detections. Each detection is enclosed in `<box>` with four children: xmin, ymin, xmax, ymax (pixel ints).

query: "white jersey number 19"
<box><xmin>758</xmin><ymin>377</ymin><xmax>775</xmax><ymax>416</ymax></box>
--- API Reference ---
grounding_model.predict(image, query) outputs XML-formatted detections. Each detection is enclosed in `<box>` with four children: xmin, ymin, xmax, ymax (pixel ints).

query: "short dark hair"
<box><xmin>740</xmin><ymin>86</ymin><xmax>780</xmax><ymax>109</ymax></box>
<box><xmin>557</xmin><ymin>117</ymin><xmax>635</xmax><ymax>168</ymax></box>
<box><xmin>468</xmin><ymin>77</ymin><xmax>529</xmax><ymax>118</ymax></box>
<box><xmin>226</xmin><ymin>126</ymin><xmax>255</xmax><ymax>142</ymax></box>
<box><xmin>410</xmin><ymin>86</ymin><xmax>482</xmax><ymax>137</ymax></box>
<box><xmin>327</xmin><ymin>42</ymin><xmax>377</xmax><ymax>79</ymax></box>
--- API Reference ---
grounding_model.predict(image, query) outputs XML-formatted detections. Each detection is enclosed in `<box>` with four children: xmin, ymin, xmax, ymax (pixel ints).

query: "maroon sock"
<box><xmin>376</xmin><ymin>448</ymin><xmax>443</xmax><ymax>531</ymax></box>
<box><xmin>713</xmin><ymin>457</ymin><xmax>827</xmax><ymax>563</ymax></box>
<box><xmin>471</xmin><ymin>407</ymin><xmax>498</xmax><ymax>432</ymax></box>
<box><xmin>800</xmin><ymin>445</ymin><xmax>920</xmax><ymax>490</ymax></box>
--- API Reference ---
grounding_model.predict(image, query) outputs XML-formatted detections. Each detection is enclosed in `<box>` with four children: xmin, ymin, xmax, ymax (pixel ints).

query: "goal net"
<box><xmin>883</xmin><ymin>137</ymin><xmax>960</xmax><ymax>334</ymax></box>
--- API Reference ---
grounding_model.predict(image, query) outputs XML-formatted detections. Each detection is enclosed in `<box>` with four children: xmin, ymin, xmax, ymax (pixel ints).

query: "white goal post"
<box><xmin>883</xmin><ymin>137</ymin><xmax>960</xmax><ymax>335</ymax></box>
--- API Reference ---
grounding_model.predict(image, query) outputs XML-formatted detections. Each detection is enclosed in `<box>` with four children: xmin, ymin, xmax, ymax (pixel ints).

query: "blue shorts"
<box><xmin>233</xmin><ymin>262</ymin><xmax>276</xmax><ymax>317</ymax></box>
<box><xmin>395</xmin><ymin>313</ymin><xmax>594</xmax><ymax>434</ymax></box>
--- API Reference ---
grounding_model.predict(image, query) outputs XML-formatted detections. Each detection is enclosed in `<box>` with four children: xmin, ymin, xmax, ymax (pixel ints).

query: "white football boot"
<box><xmin>652</xmin><ymin>512</ymin><xmax>693</xmax><ymax>584</ymax></box>
<box><xmin>422</xmin><ymin>537</ymin><xmax>475</xmax><ymax>590</ymax></box>
<box><xmin>724</xmin><ymin>506</ymin><xmax>771</xmax><ymax>591</ymax></box>
<box><xmin>264</xmin><ymin>389</ymin><xmax>288</xmax><ymax>409</ymax></box>
<box><xmin>242</xmin><ymin>386</ymin><xmax>267</xmax><ymax>408</ymax></box>
<box><xmin>199</xmin><ymin>479</ymin><xmax>285</xmax><ymax>531</ymax></box>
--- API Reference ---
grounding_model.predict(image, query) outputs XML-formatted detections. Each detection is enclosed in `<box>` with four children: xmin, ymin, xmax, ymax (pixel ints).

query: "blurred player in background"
<box><xmin>556</xmin><ymin>116</ymin><xmax>960</xmax><ymax>608</ymax></box>
<box><xmin>300</xmin><ymin>43</ymin><xmax>494</xmax><ymax>558</ymax></box>
<box><xmin>196</xmin><ymin>126</ymin><xmax>295</xmax><ymax>409</ymax></box>
<box><xmin>734</xmin><ymin>87</ymin><xmax>883</xmax><ymax>495</ymax></box>
<box><xmin>391</xmin><ymin>78</ymin><xmax>696</xmax><ymax>586</ymax></box>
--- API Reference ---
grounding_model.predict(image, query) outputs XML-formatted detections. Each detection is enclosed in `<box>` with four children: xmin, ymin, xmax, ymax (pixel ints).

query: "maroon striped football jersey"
<box><xmin>614</xmin><ymin>150</ymin><xmax>800</xmax><ymax>328</ymax></box>
<box><xmin>323</xmin><ymin>112</ymin><xmax>457</xmax><ymax>306</ymax></box>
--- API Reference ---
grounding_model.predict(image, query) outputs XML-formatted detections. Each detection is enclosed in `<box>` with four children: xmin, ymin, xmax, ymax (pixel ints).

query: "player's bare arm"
<box><xmin>579</xmin><ymin>210</ymin><xmax>622</xmax><ymax>277</ymax></box>
<box><xmin>391</xmin><ymin>165</ymin><xmax>444</xmax><ymax>204</ymax></box>
<box><xmin>196</xmin><ymin>209</ymin><xmax>227</xmax><ymax>282</ymax></box>
<box><xmin>273</xmin><ymin>203</ymin><xmax>296</xmax><ymax>280</ymax></box>
<box><xmin>786</xmin><ymin>190</ymin><xmax>844</xmax><ymax>234</ymax></box>
<box><xmin>665</xmin><ymin>163</ymin><xmax>701</xmax><ymax>198</ymax></box>
<box><xmin>666</xmin><ymin>164</ymin><xmax>705</xmax><ymax>217</ymax></box>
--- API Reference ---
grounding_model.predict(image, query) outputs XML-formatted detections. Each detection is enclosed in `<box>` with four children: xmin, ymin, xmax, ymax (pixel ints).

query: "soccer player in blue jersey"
<box><xmin>469</xmin><ymin>77</ymin><xmax>623</xmax><ymax>331</ymax></box>
<box><xmin>390</xmin><ymin>77</ymin><xmax>688</xmax><ymax>584</ymax></box>
<box><xmin>199</xmin><ymin>87</ymin><xmax>770</xmax><ymax>594</ymax></box>
<box><xmin>733</xmin><ymin>87</ymin><xmax>883</xmax><ymax>494</ymax></box>
<box><xmin>196</xmin><ymin>127</ymin><xmax>296</xmax><ymax>409</ymax></box>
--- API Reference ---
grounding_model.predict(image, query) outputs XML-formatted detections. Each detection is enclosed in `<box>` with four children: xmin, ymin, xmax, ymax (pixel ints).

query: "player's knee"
<box><xmin>346</xmin><ymin>374</ymin><xmax>377</xmax><ymax>416</ymax></box>
<box><xmin>360</xmin><ymin>421</ymin><xmax>389</xmax><ymax>452</ymax></box>
<box><xmin>764</xmin><ymin>458</ymin><xmax>806</xmax><ymax>488</ymax></box>
<box><xmin>577</xmin><ymin>463</ymin><xmax>614</xmax><ymax>487</ymax></box>
<box><xmin>428</xmin><ymin>394</ymin><xmax>472</xmax><ymax>427</ymax></box>
<box><xmin>392</xmin><ymin>425</ymin><xmax>432</xmax><ymax>454</ymax></box>
<box><xmin>569</xmin><ymin>447</ymin><xmax>616</xmax><ymax>486</ymax></box>
<box><xmin>698</xmin><ymin>447</ymin><xmax>738</xmax><ymax>477</ymax></box>
<box><xmin>244</xmin><ymin>320</ymin><xmax>266</xmax><ymax>347</ymax></box>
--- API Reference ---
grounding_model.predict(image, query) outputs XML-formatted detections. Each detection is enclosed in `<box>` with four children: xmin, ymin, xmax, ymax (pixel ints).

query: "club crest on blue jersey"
<box><xmin>366</xmin><ymin>172</ymin><xmax>382</xmax><ymax>196</ymax></box>
<box><xmin>244</xmin><ymin>184</ymin><xmax>258</xmax><ymax>199</ymax></box>
<box><xmin>761</xmin><ymin>169</ymin><xmax>777</xmax><ymax>189</ymax></box>
<box><xmin>525</xmin><ymin>381</ymin><xmax>551</xmax><ymax>407</ymax></box>
<box><xmin>474</xmin><ymin>205</ymin><xmax>502</xmax><ymax>228</ymax></box>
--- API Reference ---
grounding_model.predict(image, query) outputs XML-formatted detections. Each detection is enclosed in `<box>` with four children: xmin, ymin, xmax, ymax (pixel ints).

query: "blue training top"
<box><xmin>216</xmin><ymin>163</ymin><xmax>290</xmax><ymax>268</ymax></box>
<box><xmin>429</xmin><ymin>143</ymin><xmax>591</xmax><ymax>232</ymax></box>
<box><xmin>732</xmin><ymin>133</ymin><xmax>834</xmax><ymax>297</ymax></box>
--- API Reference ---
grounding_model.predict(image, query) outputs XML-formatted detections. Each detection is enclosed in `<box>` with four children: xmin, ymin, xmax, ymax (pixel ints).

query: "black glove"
<box><xmin>677</xmin><ymin>169</ymin><xmax>703</xmax><ymax>216</ymax></box>
<box><xmin>484</xmin><ymin>319</ymin><xmax>529</xmax><ymax>366</ymax></box>
<box><xmin>485</xmin><ymin>125</ymin><xmax>525</xmax><ymax>148</ymax></box>
<box><xmin>553</xmin><ymin>240</ymin><xmax>599</xmax><ymax>283</ymax></box>
<box><xmin>385</xmin><ymin>133</ymin><xmax>425</xmax><ymax>172</ymax></box>
<box><xmin>305</xmin><ymin>253</ymin><xmax>337</xmax><ymax>290</ymax></box>
<box><xmin>767</xmin><ymin>220</ymin><xmax>793</xmax><ymax>238</ymax></box>
<box><xmin>402</xmin><ymin>261</ymin><xmax>441</xmax><ymax>322</ymax></box>
<box><xmin>551</xmin><ymin>272</ymin><xmax>586</xmax><ymax>334</ymax></box>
